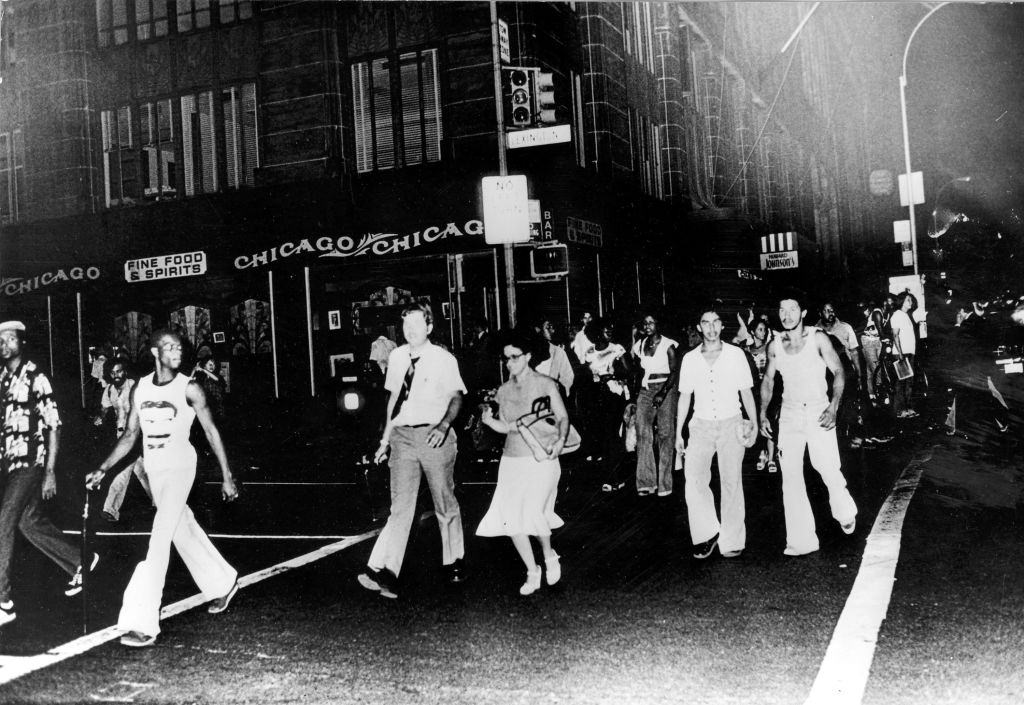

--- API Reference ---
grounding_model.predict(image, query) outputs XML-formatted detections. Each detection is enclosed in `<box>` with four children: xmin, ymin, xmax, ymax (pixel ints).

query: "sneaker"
<box><xmin>101</xmin><ymin>510</ymin><xmax>118</xmax><ymax>523</ymax></box>
<box><xmin>519</xmin><ymin>566</ymin><xmax>542</xmax><ymax>596</ymax></box>
<box><xmin>656</xmin><ymin>489</ymin><xmax>672</xmax><ymax>497</ymax></box>
<box><xmin>544</xmin><ymin>554</ymin><xmax>561</xmax><ymax>585</ymax></box>
<box><xmin>766</xmin><ymin>460</ymin><xmax>778</xmax><ymax>473</ymax></box>
<box><xmin>637</xmin><ymin>487</ymin><xmax>656</xmax><ymax>497</ymax></box>
<box><xmin>0</xmin><ymin>601</ymin><xmax>15</xmax><ymax>627</ymax></box>
<box><xmin>65</xmin><ymin>553</ymin><xmax>99</xmax><ymax>596</ymax></box>
<box><xmin>721</xmin><ymin>549</ymin><xmax>743</xmax><ymax>559</ymax></box>
<box><xmin>120</xmin><ymin>631</ymin><xmax>156</xmax><ymax>648</ymax></box>
<box><xmin>783</xmin><ymin>546</ymin><xmax>818</xmax><ymax>557</ymax></box>
<box><xmin>840</xmin><ymin>518</ymin><xmax>857</xmax><ymax>535</ymax></box>
<box><xmin>357</xmin><ymin>567</ymin><xmax>398</xmax><ymax>599</ymax></box>
<box><xmin>207</xmin><ymin>580</ymin><xmax>238</xmax><ymax>614</ymax></box>
<box><xmin>692</xmin><ymin>534</ymin><xmax>719</xmax><ymax>560</ymax></box>
<box><xmin>849</xmin><ymin>437</ymin><xmax>863</xmax><ymax>449</ymax></box>
<box><xmin>601</xmin><ymin>482</ymin><xmax>626</xmax><ymax>492</ymax></box>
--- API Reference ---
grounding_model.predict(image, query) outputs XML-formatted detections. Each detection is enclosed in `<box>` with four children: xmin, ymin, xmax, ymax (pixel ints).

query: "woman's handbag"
<box><xmin>516</xmin><ymin>396</ymin><xmax>582</xmax><ymax>462</ymax></box>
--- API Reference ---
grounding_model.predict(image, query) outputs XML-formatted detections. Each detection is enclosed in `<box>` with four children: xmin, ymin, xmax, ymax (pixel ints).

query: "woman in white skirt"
<box><xmin>477</xmin><ymin>329</ymin><xmax>569</xmax><ymax>595</ymax></box>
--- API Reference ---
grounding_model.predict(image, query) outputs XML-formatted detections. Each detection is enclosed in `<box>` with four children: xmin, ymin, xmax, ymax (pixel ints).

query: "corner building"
<box><xmin>0</xmin><ymin>1</ymin><xmax>878</xmax><ymax>409</ymax></box>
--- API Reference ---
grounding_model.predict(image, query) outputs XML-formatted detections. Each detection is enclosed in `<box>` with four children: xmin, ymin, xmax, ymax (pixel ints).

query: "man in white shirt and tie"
<box><xmin>675</xmin><ymin>305</ymin><xmax>758</xmax><ymax>560</ymax></box>
<box><xmin>358</xmin><ymin>302</ymin><xmax>467</xmax><ymax>599</ymax></box>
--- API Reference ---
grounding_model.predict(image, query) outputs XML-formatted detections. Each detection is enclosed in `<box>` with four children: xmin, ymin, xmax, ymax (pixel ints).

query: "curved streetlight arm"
<box><xmin>899</xmin><ymin>1</ymin><xmax>950</xmax><ymax>278</ymax></box>
<box><xmin>902</xmin><ymin>3</ymin><xmax>950</xmax><ymax>83</ymax></box>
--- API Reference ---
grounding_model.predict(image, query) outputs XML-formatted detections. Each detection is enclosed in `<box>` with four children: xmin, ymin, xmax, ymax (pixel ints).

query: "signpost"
<box><xmin>759</xmin><ymin>232</ymin><xmax>798</xmax><ymax>271</ymax></box>
<box><xmin>898</xmin><ymin>171</ymin><xmax>925</xmax><ymax>207</ymax></box>
<box><xmin>506</xmin><ymin>124</ymin><xmax>571</xmax><ymax>150</ymax></box>
<box><xmin>482</xmin><ymin>175</ymin><xmax>530</xmax><ymax>244</ymax></box>
<box><xmin>125</xmin><ymin>251</ymin><xmax>206</xmax><ymax>282</ymax></box>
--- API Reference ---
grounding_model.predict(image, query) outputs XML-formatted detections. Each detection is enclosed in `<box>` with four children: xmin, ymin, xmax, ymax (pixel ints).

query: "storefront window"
<box><xmin>352</xmin><ymin>48</ymin><xmax>441</xmax><ymax>173</ymax></box>
<box><xmin>135</xmin><ymin>0</ymin><xmax>169</xmax><ymax>41</ymax></box>
<box><xmin>222</xmin><ymin>83</ymin><xmax>258</xmax><ymax>188</ymax></box>
<box><xmin>142</xmin><ymin>99</ymin><xmax>177</xmax><ymax>199</ymax></box>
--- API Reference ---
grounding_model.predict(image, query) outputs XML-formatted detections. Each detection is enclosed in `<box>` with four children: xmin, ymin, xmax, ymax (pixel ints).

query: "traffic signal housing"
<box><xmin>530</xmin><ymin>242</ymin><xmax>569</xmax><ymax>278</ymax></box>
<box><xmin>505</xmin><ymin>67</ymin><xmax>533</xmax><ymax>128</ymax></box>
<box><xmin>533</xmin><ymin>71</ymin><xmax>556</xmax><ymax>124</ymax></box>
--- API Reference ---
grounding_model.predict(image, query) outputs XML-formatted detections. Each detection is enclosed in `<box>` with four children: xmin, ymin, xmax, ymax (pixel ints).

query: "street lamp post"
<box><xmin>899</xmin><ymin>2</ymin><xmax>950</xmax><ymax>278</ymax></box>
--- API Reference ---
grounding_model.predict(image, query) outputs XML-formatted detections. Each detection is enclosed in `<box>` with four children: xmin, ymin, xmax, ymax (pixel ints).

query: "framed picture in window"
<box><xmin>328</xmin><ymin>310</ymin><xmax>342</xmax><ymax>330</ymax></box>
<box><xmin>213</xmin><ymin>331</ymin><xmax>226</xmax><ymax>344</ymax></box>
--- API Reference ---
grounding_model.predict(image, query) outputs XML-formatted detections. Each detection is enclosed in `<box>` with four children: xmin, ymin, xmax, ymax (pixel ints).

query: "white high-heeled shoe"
<box><xmin>544</xmin><ymin>553</ymin><xmax>561</xmax><ymax>585</ymax></box>
<box><xmin>519</xmin><ymin>566</ymin><xmax>542</xmax><ymax>595</ymax></box>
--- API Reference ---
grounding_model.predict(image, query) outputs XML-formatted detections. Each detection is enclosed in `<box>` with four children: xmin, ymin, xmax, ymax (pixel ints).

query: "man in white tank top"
<box><xmin>759</xmin><ymin>293</ymin><xmax>857</xmax><ymax>556</ymax></box>
<box><xmin>87</xmin><ymin>330</ymin><xmax>239</xmax><ymax>647</ymax></box>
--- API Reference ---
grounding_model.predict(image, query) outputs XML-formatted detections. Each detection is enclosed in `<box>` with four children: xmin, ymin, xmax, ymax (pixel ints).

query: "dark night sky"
<box><xmin>898</xmin><ymin>2</ymin><xmax>1024</xmax><ymax>226</ymax></box>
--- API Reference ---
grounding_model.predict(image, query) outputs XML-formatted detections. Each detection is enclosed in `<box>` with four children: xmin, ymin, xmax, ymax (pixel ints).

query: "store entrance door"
<box><xmin>448</xmin><ymin>251</ymin><xmax>501</xmax><ymax>349</ymax></box>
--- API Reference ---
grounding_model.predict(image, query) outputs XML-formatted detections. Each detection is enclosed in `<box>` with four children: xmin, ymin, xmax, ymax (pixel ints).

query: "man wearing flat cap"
<box><xmin>0</xmin><ymin>320</ymin><xmax>94</xmax><ymax>628</ymax></box>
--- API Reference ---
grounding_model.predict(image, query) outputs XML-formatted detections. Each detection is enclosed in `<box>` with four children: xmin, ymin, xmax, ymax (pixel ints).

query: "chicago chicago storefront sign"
<box><xmin>233</xmin><ymin>219</ymin><xmax>485</xmax><ymax>270</ymax></box>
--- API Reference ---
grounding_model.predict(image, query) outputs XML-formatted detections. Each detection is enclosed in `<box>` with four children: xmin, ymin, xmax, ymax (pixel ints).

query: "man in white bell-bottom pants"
<box><xmin>675</xmin><ymin>306</ymin><xmax>758</xmax><ymax>560</ymax></box>
<box><xmin>88</xmin><ymin>329</ymin><xmax>240</xmax><ymax>647</ymax></box>
<box><xmin>760</xmin><ymin>292</ymin><xmax>857</xmax><ymax>556</ymax></box>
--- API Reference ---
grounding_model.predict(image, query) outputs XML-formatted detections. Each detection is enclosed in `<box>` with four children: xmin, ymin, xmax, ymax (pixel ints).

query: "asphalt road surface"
<box><xmin>0</xmin><ymin>356</ymin><xmax>1021</xmax><ymax>704</ymax></box>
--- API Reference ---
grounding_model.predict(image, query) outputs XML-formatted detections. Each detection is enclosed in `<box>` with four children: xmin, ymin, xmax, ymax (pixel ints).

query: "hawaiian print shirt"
<box><xmin>0</xmin><ymin>360</ymin><xmax>61</xmax><ymax>472</ymax></box>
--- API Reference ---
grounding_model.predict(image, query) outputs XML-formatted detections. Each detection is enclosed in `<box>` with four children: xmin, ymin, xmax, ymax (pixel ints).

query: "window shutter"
<box><xmin>352</xmin><ymin>62</ymin><xmax>371</xmax><ymax>172</ymax></box>
<box><xmin>371</xmin><ymin>57</ymin><xmax>393</xmax><ymax>170</ymax></box>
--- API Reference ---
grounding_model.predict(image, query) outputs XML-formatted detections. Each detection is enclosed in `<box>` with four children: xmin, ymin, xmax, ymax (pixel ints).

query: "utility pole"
<box><xmin>489</xmin><ymin>1</ymin><xmax>517</xmax><ymax>326</ymax></box>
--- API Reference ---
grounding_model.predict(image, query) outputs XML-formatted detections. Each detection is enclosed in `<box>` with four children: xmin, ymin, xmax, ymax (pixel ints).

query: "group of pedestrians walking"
<box><xmin>0</xmin><ymin>284</ymin><xmax>923</xmax><ymax>644</ymax></box>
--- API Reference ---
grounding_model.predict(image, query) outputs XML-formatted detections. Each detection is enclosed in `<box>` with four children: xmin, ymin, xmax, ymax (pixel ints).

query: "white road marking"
<box><xmin>803</xmin><ymin>447</ymin><xmax>933</xmax><ymax>705</ymax></box>
<box><xmin>200</xmin><ymin>481</ymin><xmax>357</xmax><ymax>486</ymax></box>
<box><xmin>63</xmin><ymin>531</ymin><xmax>354</xmax><ymax>540</ymax></box>
<box><xmin>89</xmin><ymin>680</ymin><xmax>155</xmax><ymax>702</ymax></box>
<box><xmin>0</xmin><ymin>526</ymin><xmax>383</xmax><ymax>687</ymax></box>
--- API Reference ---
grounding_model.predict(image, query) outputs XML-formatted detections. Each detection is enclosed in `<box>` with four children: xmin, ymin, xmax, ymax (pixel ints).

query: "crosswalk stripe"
<box><xmin>0</xmin><ymin>525</ymin><xmax>390</xmax><ymax>686</ymax></box>
<box><xmin>803</xmin><ymin>447</ymin><xmax>933</xmax><ymax>705</ymax></box>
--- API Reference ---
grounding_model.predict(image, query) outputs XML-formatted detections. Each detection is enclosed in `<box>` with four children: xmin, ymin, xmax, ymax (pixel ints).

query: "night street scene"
<box><xmin>0</xmin><ymin>0</ymin><xmax>1022</xmax><ymax>703</ymax></box>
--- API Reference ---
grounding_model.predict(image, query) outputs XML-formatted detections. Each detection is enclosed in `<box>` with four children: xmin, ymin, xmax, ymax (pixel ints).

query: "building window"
<box><xmin>101</xmin><ymin>106</ymin><xmax>138</xmax><ymax>206</ymax></box>
<box><xmin>141</xmin><ymin>99</ymin><xmax>176</xmax><ymax>199</ymax></box>
<box><xmin>222</xmin><ymin>83</ymin><xmax>258</xmax><ymax>188</ymax></box>
<box><xmin>97</xmin><ymin>0</ymin><xmax>130</xmax><ymax>47</ymax></box>
<box><xmin>181</xmin><ymin>91</ymin><xmax>217</xmax><ymax>195</ymax></box>
<box><xmin>177</xmin><ymin>0</ymin><xmax>211</xmax><ymax>33</ymax></box>
<box><xmin>352</xmin><ymin>48</ymin><xmax>441</xmax><ymax>173</ymax></box>
<box><xmin>135</xmin><ymin>0</ymin><xmax>168</xmax><ymax>41</ymax></box>
<box><xmin>217</xmin><ymin>0</ymin><xmax>253</xmax><ymax>25</ymax></box>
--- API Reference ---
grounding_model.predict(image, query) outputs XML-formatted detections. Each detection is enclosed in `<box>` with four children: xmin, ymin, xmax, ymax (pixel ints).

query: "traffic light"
<box><xmin>505</xmin><ymin>68</ymin><xmax>533</xmax><ymax>128</ymax></box>
<box><xmin>533</xmin><ymin>71</ymin><xmax>556</xmax><ymax>124</ymax></box>
<box><xmin>530</xmin><ymin>243</ymin><xmax>569</xmax><ymax>278</ymax></box>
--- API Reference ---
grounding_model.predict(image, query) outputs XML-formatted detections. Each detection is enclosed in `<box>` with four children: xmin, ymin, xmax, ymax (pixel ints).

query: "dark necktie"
<box><xmin>390</xmin><ymin>356</ymin><xmax>419</xmax><ymax>420</ymax></box>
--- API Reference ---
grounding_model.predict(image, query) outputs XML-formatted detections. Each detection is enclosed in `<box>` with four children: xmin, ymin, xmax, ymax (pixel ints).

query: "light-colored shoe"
<box><xmin>0</xmin><ymin>601</ymin><xmax>15</xmax><ymax>627</ymax></box>
<box><xmin>840</xmin><ymin>518</ymin><xmax>856</xmax><ymax>535</ymax></box>
<box><xmin>721</xmin><ymin>549</ymin><xmax>743</xmax><ymax>558</ymax></box>
<box><xmin>544</xmin><ymin>554</ymin><xmax>561</xmax><ymax>585</ymax></box>
<box><xmin>783</xmin><ymin>546</ymin><xmax>818</xmax><ymax>557</ymax></box>
<box><xmin>120</xmin><ymin>631</ymin><xmax>156</xmax><ymax>648</ymax></box>
<box><xmin>519</xmin><ymin>566</ymin><xmax>542</xmax><ymax>596</ymax></box>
